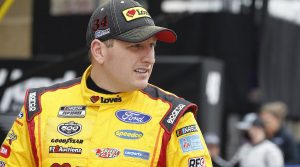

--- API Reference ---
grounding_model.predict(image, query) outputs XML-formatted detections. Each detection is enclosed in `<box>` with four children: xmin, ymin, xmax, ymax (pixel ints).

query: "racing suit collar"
<box><xmin>81</xmin><ymin>65</ymin><xmax>137</xmax><ymax>106</ymax></box>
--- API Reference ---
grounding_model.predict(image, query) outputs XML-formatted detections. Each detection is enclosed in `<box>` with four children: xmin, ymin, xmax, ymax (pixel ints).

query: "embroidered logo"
<box><xmin>122</xmin><ymin>7</ymin><xmax>151</xmax><ymax>21</ymax></box>
<box><xmin>124</xmin><ymin>149</ymin><xmax>150</xmax><ymax>160</ymax></box>
<box><xmin>188</xmin><ymin>157</ymin><xmax>206</xmax><ymax>167</ymax></box>
<box><xmin>167</xmin><ymin>104</ymin><xmax>186</xmax><ymax>124</ymax></box>
<box><xmin>115</xmin><ymin>110</ymin><xmax>151</xmax><ymax>124</ymax></box>
<box><xmin>57</xmin><ymin>121</ymin><xmax>82</xmax><ymax>136</ymax></box>
<box><xmin>58</xmin><ymin>106</ymin><xmax>86</xmax><ymax>118</ymax></box>
<box><xmin>28</xmin><ymin>92</ymin><xmax>37</xmax><ymax>112</ymax></box>
<box><xmin>49</xmin><ymin>145</ymin><xmax>82</xmax><ymax>154</ymax></box>
<box><xmin>51</xmin><ymin>138</ymin><xmax>84</xmax><ymax>144</ymax></box>
<box><xmin>179</xmin><ymin>134</ymin><xmax>203</xmax><ymax>153</ymax></box>
<box><xmin>95</xmin><ymin>148</ymin><xmax>120</xmax><ymax>158</ymax></box>
<box><xmin>6</xmin><ymin>130</ymin><xmax>17</xmax><ymax>145</ymax></box>
<box><xmin>176</xmin><ymin>124</ymin><xmax>198</xmax><ymax>137</ymax></box>
<box><xmin>0</xmin><ymin>145</ymin><xmax>11</xmax><ymax>158</ymax></box>
<box><xmin>115</xmin><ymin>130</ymin><xmax>143</xmax><ymax>140</ymax></box>
<box><xmin>0</xmin><ymin>161</ymin><xmax>6</xmax><ymax>167</ymax></box>
<box><xmin>50</xmin><ymin>163</ymin><xmax>71</xmax><ymax>167</ymax></box>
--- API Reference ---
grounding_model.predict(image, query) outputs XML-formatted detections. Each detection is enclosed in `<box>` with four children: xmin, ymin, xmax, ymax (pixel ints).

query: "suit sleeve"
<box><xmin>0</xmin><ymin>106</ymin><xmax>36</xmax><ymax>167</ymax></box>
<box><xmin>166</xmin><ymin>112</ymin><xmax>212</xmax><ymax>167</ymax></box>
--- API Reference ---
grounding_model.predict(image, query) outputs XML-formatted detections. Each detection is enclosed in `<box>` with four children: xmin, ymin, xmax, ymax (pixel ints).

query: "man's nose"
<box><xmin>142</xmin><ymin>49</ymin><xmax>155</xmax><ymax>64</ymax></box>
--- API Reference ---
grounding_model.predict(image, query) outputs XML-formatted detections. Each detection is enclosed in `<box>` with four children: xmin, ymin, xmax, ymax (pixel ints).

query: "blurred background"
<box><xmin>1</xmin><ymin>0</ymin><xmax>300</xmax><ymax>166</ymax></box>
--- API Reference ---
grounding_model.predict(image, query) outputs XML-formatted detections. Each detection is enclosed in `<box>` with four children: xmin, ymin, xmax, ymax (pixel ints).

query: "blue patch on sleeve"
<box><xmin>179</xmin><ymin>134</ymin><xmax>203</xmax><ymax>153</ymax></box>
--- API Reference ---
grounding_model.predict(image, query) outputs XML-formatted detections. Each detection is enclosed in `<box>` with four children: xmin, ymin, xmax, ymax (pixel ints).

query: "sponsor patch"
<box><xmin>115</xmin><ymin>110</ymin><xmax>151</xmax><ymax>124</ymax></box>
<box><xmin>176</xmin><ymin>124</ymin><xmax>198</xmax><ymax>137</ymax></box>
<box><xmin>90</xmin><ymin>96</ymin><xmax>99</xmax><ymax>103</ymax></box>
<box><xmin>100</xmin><ymin>95</ymin><xmax>122</xmax><ymax>103</ymax></box>
<box><xmin>167</xmin><ymin>104</ymin><xmax>186</xmax><ymax>124</ymax></box>
<box><xmin>50</xmin><ymin>163</ymin><xmax>71</xmax><ymax>167</ymax></box>
<box><xmin>0</xmin><ymin>145</ymin><xmax>11</xmax><ymax>158</ymax></box>
<box><xmin>95</xmin><ymin>28</ymin><xmax>111</xmax><ymax>39</ymax></box>
<box><xmin>28</xmin><ymin>91</ymin><xmax>37</xmax><ymax>112</ymax></box>
<box><xmin>95</xmin><ymin>148</ymin><xmax>120</xmax><ymax>158</ymax></box>
<box><xmin>124</xmin><ymin>149</ymin><xmax>150</xmax><ymax>160</ymax></box>
<box><xmin>115</xmin><ymin>130</ymin><xmax>143</xmax><ymax>140</ymax></box>
<box><xmin>58</xmin><ymin>106</ymin><xmax>86</xmax><ymax>118</ymax></box>
<box><xmin>179</xmin><ymin>134</ymin><xmax>203</xmax><ymax>153</ymax></box>
<box><xmin>49</xmin><ymin>145</ymin><xmax>82</xmax><ymax>154</ymax></box>
<box><xmin>122</xmin><ymin>7</ymin><xmax>151</xmax><ymax>21</ymax></box>
<box><xmin>0</xmin><ymin>161</ymin><xmax>5</xmax><ymax>167</ymax></box>
<box><xmin>189</xmin><ymin>157</ymin><xmax>206</xmax><ymax>167</ymax></box>
<box><xmin>51</xmin><ymin>138</ymin><xmax>84</xmax><ymax>144</ymax></box>
<box><xmin>17</xmin><ymin>111</ymin><xmax>24</xmax><ymax>119</ymax></box>
<box><xmin>6</xmin><ymin>130</ymin><xmax>17</xmax><ymax>145</ymax></box>
<box><xmin>57</xmin><ymin>121</ymin><xmax>82</xmax><ymax>136</ymax></box>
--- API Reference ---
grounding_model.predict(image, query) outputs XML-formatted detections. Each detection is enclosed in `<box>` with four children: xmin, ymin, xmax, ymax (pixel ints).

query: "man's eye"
<box><xmin>131</xmin><ymin>44</ymin><xmax>141</xmax><ymax>48</ymax></box>
<box><xmin>151</xmin><ymin>43</ymin><xmax>157</xmax><ymax>48</ymax></box>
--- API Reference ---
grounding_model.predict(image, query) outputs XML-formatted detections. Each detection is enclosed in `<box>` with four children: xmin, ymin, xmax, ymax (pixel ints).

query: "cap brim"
<box><xmin>114</xmin><ymin>26</ymin><xmax>177</xmax><ymax>43</ymax></box>
<box><xmin>236</xmin><ymin>122</ymin><xmax>251</xmax><ymax>130</ymax></box>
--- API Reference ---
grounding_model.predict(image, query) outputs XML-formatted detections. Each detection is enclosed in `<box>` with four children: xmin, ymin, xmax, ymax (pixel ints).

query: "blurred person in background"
<box><xmin>259</xmin><ymin>101</ymin><xmax>299</xmax><ymax>164</ymax></box>
<box><xmin>204</xmin><ymin>133</ymin><xmax>227</xmax><ymax>167</ymax></box>
<box><xmin>221</xmin><ymin>113</ymin><xmax>284</xmax><ymax>167</ymax></box>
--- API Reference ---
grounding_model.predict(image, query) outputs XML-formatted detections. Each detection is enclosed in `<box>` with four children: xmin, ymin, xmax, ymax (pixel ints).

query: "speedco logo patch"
<box><xmin>115</xmin><ymin>110</ymin><xmax>151</xmax><ymax>124</ymax></box>
<box><xmin>28</xmin><ymin>92</ymin><xmax>37</xmax><ymax>112</ymax></box>
<box><xmin>58</xmin><ymin>106</ymin><xmax>86</xmax><ymax>118</ymax></box>
<box><xmin>167</xmin><ymin>104</ymin><xmax>186</xmax><ymax>124</ymax></box>
<box><xmin>49</xmin><ymin>145</ymin><xmax>82</xmax><ymax>154</ymax></box>
<box><xmin>189</xmin><ymin>157</ymin><xmax>206</xmax><ymax>167</ymax></box>
<box><xmin>57</xmin><ymin>121</ymin><xmax>82</xmax><ymax>136</ymax></box>
<box><xmin>115</xmin><ymin>130</ymin><xmax>143</xmax><ymax>140</ymax></box>
<box><xmin>95</xmin><ymin>148</ymin><xmax>120</xmax><ymax>158</ymax></box>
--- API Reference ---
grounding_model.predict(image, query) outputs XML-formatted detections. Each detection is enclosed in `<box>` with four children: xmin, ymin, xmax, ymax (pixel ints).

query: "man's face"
<box><xmin>100</xmin><ymin>37</ymin><xmax>156</xmax><ymax>92</ymax></box>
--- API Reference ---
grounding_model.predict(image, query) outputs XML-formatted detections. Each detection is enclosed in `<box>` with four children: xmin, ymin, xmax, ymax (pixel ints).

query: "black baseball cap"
<box><xmin>86</xmin><ymin>0</ymin><xmax>177</xmax><ymax>47</ymax></box>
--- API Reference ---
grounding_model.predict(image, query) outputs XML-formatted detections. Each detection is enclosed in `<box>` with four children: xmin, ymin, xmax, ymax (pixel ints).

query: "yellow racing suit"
<box><xmin>0</xmin><ymin>66</ymin><xmax>212</xmax><ymax>167</ymax></box>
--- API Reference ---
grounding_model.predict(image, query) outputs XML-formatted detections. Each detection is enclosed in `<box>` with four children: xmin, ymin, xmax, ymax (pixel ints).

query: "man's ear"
<box><xmin>90</xmin><ymin>39</ymin><xmax>105</xmax><ymax>64</ymax></box>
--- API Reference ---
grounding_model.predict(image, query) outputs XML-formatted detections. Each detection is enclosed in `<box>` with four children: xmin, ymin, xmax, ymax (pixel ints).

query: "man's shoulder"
<box><xmin>27</xmin><ymin>77</ymin><xmax>82</xmax><ymax>94</ymax></box>
<box><xmin>24</xmin><ymin>77</ymin><xmax>82</xmax><ymax>121</ymax></box>
<box><xmin>140</xmin><ymin>84</ymin><xmax>188</xmax><ymax>103</ymax></box>
<box><xmin>141</xmin><ymin>84</ymin><xmax>198</xmax><ymax>133</ymax></box>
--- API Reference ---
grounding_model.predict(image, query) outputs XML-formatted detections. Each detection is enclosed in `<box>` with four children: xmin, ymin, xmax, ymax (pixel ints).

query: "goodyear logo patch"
<box><xmin>122</xmin><ymin>7</ymin><xmax>151</xmax><ymax>21</ymax></box>
<box><xmin>115</xmin><ymin>130</ymin><xmax>143</xmax><ymax>140</ymax></box>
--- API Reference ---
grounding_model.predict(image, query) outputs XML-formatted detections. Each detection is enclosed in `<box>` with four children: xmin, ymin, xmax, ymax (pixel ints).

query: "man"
<box><xmin>0</xmin><ymin>0</ymin><xmax>212</xmax><ymax>166</ymax></box>
<box><xmin>259</xmin><ymin>101</ymin><xmax>299</xmax><ymax>164</ymax></box>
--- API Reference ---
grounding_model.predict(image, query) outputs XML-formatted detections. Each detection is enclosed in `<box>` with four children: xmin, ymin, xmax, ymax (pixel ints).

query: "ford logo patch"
<box><xmin>115</xmin><ymin>110</ymin><xmax>151</xmax><ymax>124</ymax></box>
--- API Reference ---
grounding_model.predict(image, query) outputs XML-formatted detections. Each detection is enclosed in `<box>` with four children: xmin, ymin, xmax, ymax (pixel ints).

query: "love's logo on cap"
<box><xmin>122</xmin><ymin>7</ymin><xmax>151</xmax><ymax>21</ymax></box>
